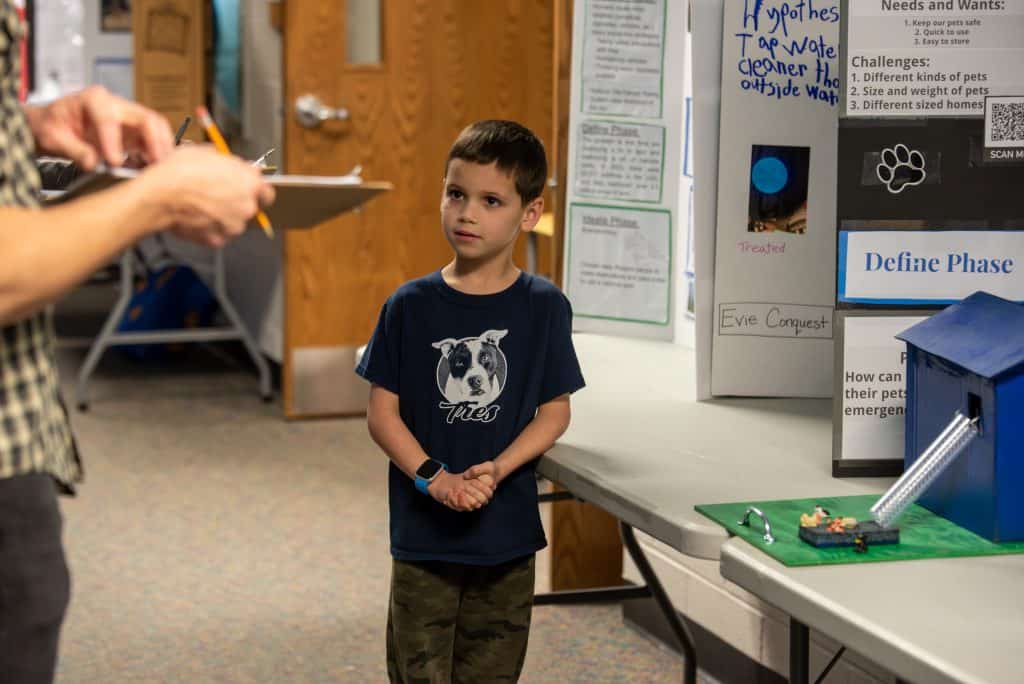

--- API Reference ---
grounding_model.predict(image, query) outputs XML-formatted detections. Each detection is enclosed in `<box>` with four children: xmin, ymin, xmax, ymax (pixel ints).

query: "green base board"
<box><xmin>695</xmin><ymin>495</ymin><xmax>1024</xmax><ymax>567</ymax></box>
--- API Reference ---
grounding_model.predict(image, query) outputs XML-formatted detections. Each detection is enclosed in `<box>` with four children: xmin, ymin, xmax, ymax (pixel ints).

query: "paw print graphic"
<box><xmin>876</xmin><ymin>144</ymin><xmax>926</xmax><ymax>194</ymax></box>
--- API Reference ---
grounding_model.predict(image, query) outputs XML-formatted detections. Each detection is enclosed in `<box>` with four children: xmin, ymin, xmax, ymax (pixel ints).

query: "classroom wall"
<box><xmin>32</xmin><ymin>1</ymin><xmax>132</xmax><ymax>101</ymax></box>
<box><xmin>83</xmin><ymin>3</ymin><xmax>133</xmax><ymax>98</ymax></box>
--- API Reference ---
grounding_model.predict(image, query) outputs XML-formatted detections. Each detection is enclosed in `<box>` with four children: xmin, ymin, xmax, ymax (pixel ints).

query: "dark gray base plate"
<box><xmin>798</xmin><ymin>521</ymin><xmax>900</xmax><ymax>548</ymax></box>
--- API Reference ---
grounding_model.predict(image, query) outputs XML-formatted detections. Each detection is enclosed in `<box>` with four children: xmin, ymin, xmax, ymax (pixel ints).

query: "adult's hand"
<box><xmin>136</xmin><ymin>146</ymin><xmax>275</xmax><ymax>248</ymax></box>
<box><xmin>24</xmin><ymin>86</ymin><xmax>174</xmax><ymax>170</ymax></box>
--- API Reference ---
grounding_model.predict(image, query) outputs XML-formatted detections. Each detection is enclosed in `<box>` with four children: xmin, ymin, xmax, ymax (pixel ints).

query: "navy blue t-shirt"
<box><xmin>355</xmin><ymin>270</ymin><xmax>585</xmax><ymax>565</ymax></box>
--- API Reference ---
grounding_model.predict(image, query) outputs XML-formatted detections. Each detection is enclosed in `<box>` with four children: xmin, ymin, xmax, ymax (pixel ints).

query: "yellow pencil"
<box><xmin>195</xmin><ymin>105</ymin><xmax>274</xmax><ymax>238</ymax></box>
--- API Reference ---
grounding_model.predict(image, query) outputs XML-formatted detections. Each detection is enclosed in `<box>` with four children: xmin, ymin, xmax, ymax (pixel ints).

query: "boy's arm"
<box><xmin>366</xmin><ymin>385</ymin><xmax>494</xmax><ymax>509</ymax></box>
<box><xmin>466</xmin><ymin>394</ymin><xmax>572</xmax><ymax>486</ymax></box>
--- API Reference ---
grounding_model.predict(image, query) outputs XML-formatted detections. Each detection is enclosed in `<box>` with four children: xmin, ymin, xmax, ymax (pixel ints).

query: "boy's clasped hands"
<box><xmin>428</xmin><ymin>461</ymin><xmax>502</xmax><ymax>512</ymax></box>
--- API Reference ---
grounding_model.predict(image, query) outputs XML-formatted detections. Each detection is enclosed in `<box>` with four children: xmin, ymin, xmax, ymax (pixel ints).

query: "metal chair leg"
<box><xmin>211</xmin><ymin>249</ymin><xmax>272</xmax><ymax>400</ymax></box>
<box><xmin>76</xmin><ymin>251</ymin><xmax>134</xmax><ymax>410</ymax></box>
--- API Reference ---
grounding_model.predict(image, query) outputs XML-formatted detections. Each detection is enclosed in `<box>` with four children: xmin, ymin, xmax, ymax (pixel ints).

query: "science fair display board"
<box><xmin>833</xmin><ymin>0</ymin><xmax>1024</xmax><ymax>474</ymax></box>
<box><xmin>563</xmin><ymin>0</ymin><xmax>690</xmax><ymax>340</ymax></box>
<box><xmin>676</xmin><ymin>32</ymin><xmax>696</xmax><ymax>349</ymax></box>
<box><xmin>691</xmin><ymin>0</ymin><xmax>724</xmax><ymax>399</ymax></box>
<box><xmin>710</xmin><ymin>0</ymin><xmax>842</xmax><ymax>396</ymax></box>
<box><xmin>844</xmin><ymin>0</ymin><xmax>1024</xmax><ymax>119</ymax></box>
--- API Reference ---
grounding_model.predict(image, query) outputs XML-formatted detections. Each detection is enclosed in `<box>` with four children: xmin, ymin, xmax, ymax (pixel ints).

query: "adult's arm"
<box><xmin>0</xmin><ymin>146</ymin><xmax>274</xmax><ymax>325</ymax></box>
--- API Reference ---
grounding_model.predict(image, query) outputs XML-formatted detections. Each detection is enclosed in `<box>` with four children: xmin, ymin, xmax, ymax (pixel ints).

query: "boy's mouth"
<box><xmin>453</xmin><ymin>230</ymin><xmax>480</xmax><ymax>240</ymax></box>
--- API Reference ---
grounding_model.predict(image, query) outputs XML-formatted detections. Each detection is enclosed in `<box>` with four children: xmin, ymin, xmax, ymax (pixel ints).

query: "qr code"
<box><xmin>991</xmin><ymin>103</ymin><xmax>1024</xmax><ymax>142</ymax></box>
<box><xmin>985</xmin><ymin>96</ymin><xmax>1024</xmax><ymax>149</ymax></box>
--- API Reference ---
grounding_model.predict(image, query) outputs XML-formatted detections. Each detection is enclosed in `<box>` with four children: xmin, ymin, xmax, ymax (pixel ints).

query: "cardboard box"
<box><xmin>132</xmin><ymin>1</ymin><xmax>209</xmax><ymax>142</ymax></box>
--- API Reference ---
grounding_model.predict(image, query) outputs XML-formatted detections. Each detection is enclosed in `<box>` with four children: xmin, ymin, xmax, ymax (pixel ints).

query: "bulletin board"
<box><xmin>563</xmin><ymin>0</ymin><xmax>690</xmax><ymax>341</ymax></box>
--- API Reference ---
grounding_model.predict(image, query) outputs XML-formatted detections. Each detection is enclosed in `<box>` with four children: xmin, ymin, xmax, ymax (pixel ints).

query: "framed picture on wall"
<box><xmin>101</xmin><ymin>0</ymin><xmax>131</xmax><ymax>33</ymax></box>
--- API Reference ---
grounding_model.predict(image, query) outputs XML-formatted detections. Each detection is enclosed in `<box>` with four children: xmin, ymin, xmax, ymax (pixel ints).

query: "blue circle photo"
<box><xmin>751</xmin><ymin>157</ymin><xmax>788</xmax><ymax>194</ymax></box>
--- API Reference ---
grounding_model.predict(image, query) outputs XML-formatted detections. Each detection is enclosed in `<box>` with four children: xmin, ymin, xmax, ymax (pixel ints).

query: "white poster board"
<box><xmin>692</xmin><ymin>0</ymin><xmax>726</xmax><ymax>399</ymax></box>
<box><xmin>846</xmin><ymin>0</ymin><xmax>1024</xmax><ymax>117</ymax></box>
<box><xmin>710</xmin><ymin>0</ymin><xmax>842</xmax><ymax>397</ymax></box>
<box><xmin>675</xmin><ymin>32</ymin><xmax>696</xmax><ymax>350</ymax></box>
<box><xmin>564</xmin><ymin>0</ymin><xmax>688</xmax><ymax>340</ymax></box>
<box><xmin>836</xmin><ymin>315</ymin><xmax>925</xmax><ymax>464</ymax></box>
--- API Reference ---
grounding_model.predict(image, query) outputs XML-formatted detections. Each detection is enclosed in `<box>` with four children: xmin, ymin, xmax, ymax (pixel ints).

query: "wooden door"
<box><xmin>282</xmin><ymin>0</ymin><xmax>615</xmax><ymax>597</ymax></box>
<box><xmin>282</xmin><ymin>0</ymin><xmax>555</xmax><ymax>418</ymax></box>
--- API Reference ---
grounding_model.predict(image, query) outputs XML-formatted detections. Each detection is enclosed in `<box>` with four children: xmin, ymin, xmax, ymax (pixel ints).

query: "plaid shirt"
<box><xmin>0</xmin><ymin>2</ymin><xmax>82</xmax><ymax>492</ymax></box>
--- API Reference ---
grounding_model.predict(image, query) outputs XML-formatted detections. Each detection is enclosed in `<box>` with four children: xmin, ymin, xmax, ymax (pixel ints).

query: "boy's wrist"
<box><xmin>428</xmin><ymin>471</ymin><xmax>462</xmax><ymax>505</ymax></box>
<box><xmin>492</xmin><ymin>460</ymin><xmax>505</xmax><ymax>485</ymax></box>
<box><xmin>425</xmin><ymin>471</ymin><xmax>447</xmax><ymax>498</ymax></box>
<box><xmin>415</xmin><ymin>458</ymin><xmax>447</xmax><ymax>495</ymax></box>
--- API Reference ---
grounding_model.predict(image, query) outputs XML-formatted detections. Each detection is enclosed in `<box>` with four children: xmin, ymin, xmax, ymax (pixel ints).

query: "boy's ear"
<box><xmin>520</xmin><ymin>196</ymin><xmax>545</xmax><ymax>232</ymax></box>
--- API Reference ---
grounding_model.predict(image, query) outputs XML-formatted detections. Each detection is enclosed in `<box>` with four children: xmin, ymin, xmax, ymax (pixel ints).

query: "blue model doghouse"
<box><xmin>895</xmin><ymin>291</ymin><xmax>1024</xmax><ymax>543</ymax></box>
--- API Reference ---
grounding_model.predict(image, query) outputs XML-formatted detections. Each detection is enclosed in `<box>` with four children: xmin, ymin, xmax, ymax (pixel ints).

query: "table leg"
<box><xmin>789</xmin><ymin>618</ymin><xmax>809</xmax><ymax>684</ymax></box>
<box><xmin>620</xmin><ymin>523</ymin><xmax>698</xmax><ymax>684</ymax></box>
<box><xmin>535</xmin><ymin>491</ymin><xmax>698</xmax><ymax>684</ymax></box>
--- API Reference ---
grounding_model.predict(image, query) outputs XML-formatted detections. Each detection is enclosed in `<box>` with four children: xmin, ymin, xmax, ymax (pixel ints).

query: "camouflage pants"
<box><xmin>386</xmin><ymin>554</ymin><xmax>535</xmax><ymax>684</ymax></box>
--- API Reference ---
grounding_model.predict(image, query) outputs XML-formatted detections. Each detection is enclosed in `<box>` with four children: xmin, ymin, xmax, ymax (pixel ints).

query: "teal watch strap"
<box><xmin>415</xmin><ymin>462</ymin><xmax>448</xmax><ymax>495</ymax></box>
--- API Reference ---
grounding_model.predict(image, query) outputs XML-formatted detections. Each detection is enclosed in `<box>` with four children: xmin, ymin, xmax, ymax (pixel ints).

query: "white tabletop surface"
<box><xmin>537</xmin><ymin>333</ymin><xmax>893</xmax><ymax>559</ymax></box>
<box><xmin>720</xmin><ymin>537</ymin><xmax>1024</xmax><ymax>684</ymax></box>
<box><xmin>543</xmin><ymin>333</ymin><xmax>1024</xmax><ymax>684</ymax></box>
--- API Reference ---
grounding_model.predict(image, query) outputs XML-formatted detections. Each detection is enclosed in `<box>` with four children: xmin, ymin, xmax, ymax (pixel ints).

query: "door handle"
<box><xmin>294</xmin><ymin>94</ymin><xmax>350</xmax><ymax>129</ymax></box>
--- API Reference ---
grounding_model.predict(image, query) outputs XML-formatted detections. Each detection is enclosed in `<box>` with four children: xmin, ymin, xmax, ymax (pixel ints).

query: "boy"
<box><xmin>356</xmin><ymin>120</ymin><xmax>585</xmax><ymax>683</ymax></box>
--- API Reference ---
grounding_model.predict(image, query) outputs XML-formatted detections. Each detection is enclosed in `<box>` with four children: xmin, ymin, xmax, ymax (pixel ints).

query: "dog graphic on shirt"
<box><xmin>432</xmin><ymin>330</ymin><xmax>508</xmax><ymax>419</ymax></box>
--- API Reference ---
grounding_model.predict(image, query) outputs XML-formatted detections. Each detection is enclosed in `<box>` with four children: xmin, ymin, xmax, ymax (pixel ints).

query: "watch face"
<box><xmin>415</xmin><ymin>459</ymin><xmax>444</xmax><ymax>480</ymax></box>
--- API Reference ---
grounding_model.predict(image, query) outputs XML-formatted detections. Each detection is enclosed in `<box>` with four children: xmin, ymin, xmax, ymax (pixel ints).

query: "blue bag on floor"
<box><xmin>116</xmin><ymin>265</ymin><xmax>218</xmax><ymax>361</ymax></box>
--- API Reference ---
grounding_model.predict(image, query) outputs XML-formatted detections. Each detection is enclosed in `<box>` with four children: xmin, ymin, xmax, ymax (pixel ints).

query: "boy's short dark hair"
<box><xmin>446</xmin><ymin>120</ymin><xmax>547</xmax><ymax>205</ymax></box>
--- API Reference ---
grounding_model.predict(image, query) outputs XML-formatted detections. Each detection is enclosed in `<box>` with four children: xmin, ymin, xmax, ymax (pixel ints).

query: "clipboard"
<box><xmin>260</xmin><ymin>176</ymin><xmax>391</xmax><ymax>229</ymax></box>
<box><xmin>44</xmin><ymin>166</ymin><xmax>392</xmax><ymax>230</ymax></box>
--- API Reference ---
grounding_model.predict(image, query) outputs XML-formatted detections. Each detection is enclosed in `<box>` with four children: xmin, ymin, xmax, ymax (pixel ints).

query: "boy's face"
<box><xmin>440</xmin><ymin>159</ymin><xmax>543</xmax><ymax>265</ymax></box>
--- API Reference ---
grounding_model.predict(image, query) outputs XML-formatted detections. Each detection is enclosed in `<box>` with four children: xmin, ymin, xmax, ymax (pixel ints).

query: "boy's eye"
<box><xmin>447</xmin><ymin>189</ymin><xmax>464</xmax><ymax>200</ymax></box>
<box><xmin>485</xmin><ymin>196</ymin><xmax>501</xmax><ymax>207</ymax></box>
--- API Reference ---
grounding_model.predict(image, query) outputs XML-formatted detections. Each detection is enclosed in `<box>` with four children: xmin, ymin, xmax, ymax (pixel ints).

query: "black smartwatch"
<box><xmin>414</xmin><ymin>459</ymin><xmax>447</xmax><ymax>495</ymax></box>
